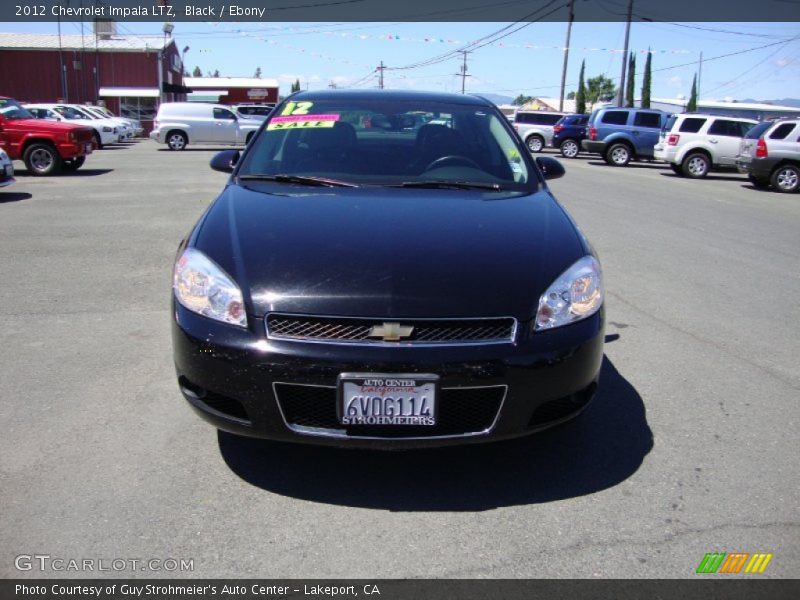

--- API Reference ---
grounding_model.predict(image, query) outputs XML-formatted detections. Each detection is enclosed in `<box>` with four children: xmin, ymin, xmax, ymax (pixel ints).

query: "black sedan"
<box><xmin>172</xmin><ymin>90</ymin><xmax>604</xmax><ymax>448</ymax></box>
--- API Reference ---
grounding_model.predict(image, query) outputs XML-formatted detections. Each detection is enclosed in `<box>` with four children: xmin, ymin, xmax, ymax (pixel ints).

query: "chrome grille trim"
<box><xmin>272</xmin><ymin>381</ymin><xmax>508</xmax><ymax>441</ymax></box>
<box><xmin>265</xmin><ymin>313</ymin><xmax>518</xmax><ymax>346</ymax></box>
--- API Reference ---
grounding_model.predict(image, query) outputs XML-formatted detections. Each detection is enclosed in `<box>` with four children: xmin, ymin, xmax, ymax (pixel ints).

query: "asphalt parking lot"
<box><xmin>0</xmin><ymin>140</ymin><xmax>798</xmax><ymax>579</ymax></box>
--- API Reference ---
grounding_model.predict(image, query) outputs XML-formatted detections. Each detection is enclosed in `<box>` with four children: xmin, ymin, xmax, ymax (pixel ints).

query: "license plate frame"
<box><xmin>337</xmin><ymin>372</ymin><xmax>439</xmax><ymax>426</ymax></box>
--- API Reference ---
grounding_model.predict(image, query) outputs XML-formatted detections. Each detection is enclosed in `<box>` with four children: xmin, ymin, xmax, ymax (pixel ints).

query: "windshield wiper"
<box><xmin>237</xmin><ymin>174</ymin><xmax>359</xmax><ymax>188</ymax></box>
<box><xmin>393</xmin><ymin>180</ymin><xmax>505</xmax><ymax>190</ymax></box>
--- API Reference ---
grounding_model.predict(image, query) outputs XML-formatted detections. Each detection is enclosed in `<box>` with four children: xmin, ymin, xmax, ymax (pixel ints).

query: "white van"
<box><xmin>149</xmin><ymin>102</ymin><xmax>261</xmax><ymax>150</ymax></box>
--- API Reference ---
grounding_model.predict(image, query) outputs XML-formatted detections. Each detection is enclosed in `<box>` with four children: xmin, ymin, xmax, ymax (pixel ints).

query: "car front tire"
<box><xmin>167</xmin><ymin>131</ymin><xmax>188</xmax><ymax>151</ymax></box>
<box><xmin>62</xmin><ymin>156</ymin><xmax>86</xmax><ymax>172</ymax></box>
<box><xmin>682</xmin><ymin>152</ymin><xmax>710</xmax><ymax>178</ymax></box>
<box><xmin>526</xmin><ymin>135</ymin><xmax>544</xmax><ymax>153</ymax></box>
<box><xmin>559</xmin><ymin>139</ymin><xmax>580</xmax><ymax>158</ymax></box>
<box><xmin>605</xmin><ymin>143</ymin><xmax>631</xmax><ymax>167</ymax></box>
<box><xmin>23</xmin><ymin>143</ymin><xmax>62</xmax><ymax>176</ymax></box>
<box><xmin>770</xmin><ymin>165</ymin><xmax>799</xmax><ymax>193</ymax></box>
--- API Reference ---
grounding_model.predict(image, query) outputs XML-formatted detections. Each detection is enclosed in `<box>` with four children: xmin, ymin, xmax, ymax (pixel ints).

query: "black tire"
<box><xmin>770</xmin><ymin>164</ymin><xmax>800</xmax><ymax>193</ymax></box>
<box><xmin>92</xmin><ymin>130</ymin><xmax>102</xmax><ymax>150</ymax></box>
<box><xmin>605</xmin><ymin>142</ymin><xmax>632</xmax><ymax>167</ymax></box>
<box><xmin>167</xmin><ymin>130</ymin><xmax>188</xmax><ymax>151</ymax></box>
<box><xmin>526</xmin><ymin>135</ymin><xmax>544</xmax><ymax>153</ymax></box>
<box><xmin>559</xmin><ymin>138</ymin><xmax>580</xmax><ymax>158</ymax></box>
<box><xmin>681</xmin><ymin>152</ymin><xmax>710</xmax><ymax>178</ymax></box>
<box><xmin>669</xmin><ymin>163</ymin><xmax>683</xmax><ymax>175</ymax></box>
<box><xmin>747</xmin><ymin>174</ymin><xmax>770</xmax><ymax>189</ymax></box>
<box><xmin>23</xmin><ymin>143</ymin><xmax>62</xmax><ymax>176</ymax></box>
<box><xmin>62</xmin><ymin>156</ymin><xmax>86</xmax><ymax>172</ymax></box>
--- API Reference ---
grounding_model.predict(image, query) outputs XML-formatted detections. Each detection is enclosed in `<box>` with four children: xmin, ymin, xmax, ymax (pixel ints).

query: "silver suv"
<box><xmin>654</xmin><ymin>113</ymin><xmax>757</xmax><ymax>178</ymax></box>
<box><xmin>737</xmin><ymin>118</ymin><xmax>800</xmax><ymax>193</ymax></box>
<box><xmin>513</xmin><ymin>111</ymin><xmax>566</xmax><ymax>153</ymax></box>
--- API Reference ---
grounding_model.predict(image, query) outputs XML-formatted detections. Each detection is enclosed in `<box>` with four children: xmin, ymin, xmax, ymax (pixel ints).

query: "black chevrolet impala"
<box><xmin>172</xmin><ymin>90</ymin><xmax>604</xmax><ymax>448</ymax></box>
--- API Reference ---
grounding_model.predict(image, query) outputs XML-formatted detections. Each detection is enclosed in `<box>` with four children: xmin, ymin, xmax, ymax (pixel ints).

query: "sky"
<box><xmin>3</xmin><ymin>20</ymin><xmax>799</xmax><ymax>101</ymax></box>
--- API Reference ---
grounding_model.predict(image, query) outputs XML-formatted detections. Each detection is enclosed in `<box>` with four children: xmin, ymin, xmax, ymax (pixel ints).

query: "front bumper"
<box><xmin>149</xmin><ymin>130</ymin><xmax>165</xmax><ymax>143</ymax></box>
<box><xmin>172</xmin><ymin>303</ymin><xmax>605</xmax><ymax>448</ymax></box>
<box><xmin>58</xmin><ymin>141</ymin><xmax>92</xmax><ymax>159</ymax></box>
<box><xmin>581</xmin><ymin>140</ymin><xmax>606</xmax><ymax>154</ymax></box>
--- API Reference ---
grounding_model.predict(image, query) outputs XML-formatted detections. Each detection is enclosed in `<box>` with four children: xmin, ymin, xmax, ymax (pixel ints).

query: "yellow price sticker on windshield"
<box><xmin>280</xmin><ymin>101</ymin><xmax>314</xmax><ymax>116</ymax></box>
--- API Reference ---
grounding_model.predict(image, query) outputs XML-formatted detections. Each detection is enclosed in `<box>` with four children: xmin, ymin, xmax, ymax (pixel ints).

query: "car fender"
<box><xmin>601</xmin><ymin>132</ymin><xmax>635</xmax><ymax>148</ymax></box>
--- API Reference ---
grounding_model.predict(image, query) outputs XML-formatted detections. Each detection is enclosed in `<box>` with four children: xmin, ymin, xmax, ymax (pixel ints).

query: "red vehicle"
<box><xmin>0</xmin><ymin>97</ymin><xmax>94</xmax><ymax>175</ymax></box>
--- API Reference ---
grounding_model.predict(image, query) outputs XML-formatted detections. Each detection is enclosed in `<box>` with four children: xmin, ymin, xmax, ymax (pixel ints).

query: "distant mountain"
<box><xmin>474</xmin><ymin>93</ymin><xmax>515</xmax><ymax>106</ymax></box>
<box><xmin>740</xmin><ymin>98</ymin><xmax>800</xmax><ymax>108</ymax></box>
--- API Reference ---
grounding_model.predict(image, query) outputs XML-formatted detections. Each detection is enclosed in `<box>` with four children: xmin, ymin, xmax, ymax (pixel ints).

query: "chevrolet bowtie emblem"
<box><xmin>368</xmin><ymin>322</ymin><xmax>414</xmax><ymax>342</ymax></box>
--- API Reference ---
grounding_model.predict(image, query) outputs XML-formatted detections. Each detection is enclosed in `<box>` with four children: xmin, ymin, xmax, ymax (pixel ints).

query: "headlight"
<box><xmin>103</xmin><ymin>126</ymin><xmax>112</xmax><ymax>132</ymax></box>
<box><xmin>534</xmin><ymin>255</ymin><xmax>603</xmax><ymax>331</ymax></box>
<box><xmin>173</xmin><ymin>248</ymin><xmax>247</xmax><ymax>327</ymax></box>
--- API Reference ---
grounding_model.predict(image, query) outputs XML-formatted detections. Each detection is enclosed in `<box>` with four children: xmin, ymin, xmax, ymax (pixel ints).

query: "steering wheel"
<box><xmin>424</xmin><ymin>155</ymin><xmax>482</xmax><ymax>172</ymax></box>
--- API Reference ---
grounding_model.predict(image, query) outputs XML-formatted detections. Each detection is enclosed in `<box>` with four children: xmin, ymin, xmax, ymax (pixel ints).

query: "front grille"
<box><xmin>274</xmin><ymin>383</ymin><xmax>505</xmax><ymax>438</ymax></box>
<box><xmin>266</xmin><ymin>314</ymin><xmax>516</xmax><ymax>345</ymax></box>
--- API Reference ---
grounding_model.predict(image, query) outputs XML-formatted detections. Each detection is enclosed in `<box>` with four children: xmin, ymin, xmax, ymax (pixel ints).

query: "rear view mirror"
<box><xmin>210</xmin><ymin>150</ymin><xmax>240</xmax><ymax>173</ymax></box>
<box><xmin>536</xmin><ymin>156</ymin><xmax>565</xmax><ymax>181</ymax></box>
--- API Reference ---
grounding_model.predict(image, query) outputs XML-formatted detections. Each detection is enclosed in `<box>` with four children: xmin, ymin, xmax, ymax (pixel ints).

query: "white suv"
<box><xmin>654</xmin><ymin>114</ymin><xmax>757</xmax><ymax>178</ymax></box>
<box><xmin>150</xmin><ymin>102</ymin><xmax>261</xmax><ymax>150</ymax></box>
<box><xmin>512</xmin><ymin>111</ymin><xmax>566</xmax><ymax>153</ymax></box>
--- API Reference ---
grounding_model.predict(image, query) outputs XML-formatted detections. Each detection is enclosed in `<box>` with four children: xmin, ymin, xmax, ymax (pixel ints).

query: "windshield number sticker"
<box><xmin>280</xmin><ymin>101</ymin><xmax>314</xmax><ymax>116</ymax></box>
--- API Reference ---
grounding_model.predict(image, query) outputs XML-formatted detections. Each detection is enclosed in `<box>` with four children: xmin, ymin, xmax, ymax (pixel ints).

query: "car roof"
<box><xmin>289</xmin><ymin>89</ymin><xmax>494</xmax><ymax>107</ymax></box>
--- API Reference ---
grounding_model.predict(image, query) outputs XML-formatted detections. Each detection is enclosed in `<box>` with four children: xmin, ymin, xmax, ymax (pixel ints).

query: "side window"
<box><xmin>601</xmin><ymin>111</ymin><xmax>629</xmax><ymax>125</ymax></box>
<box><xmin>768</xmin><ymin>123</ymin><xmax>796</xmax><ymax>140</ymax></box>
<box><xmin>708</xmin><ymin>120</ymin><xmax>741</xmax><ymax>137</ymax></box>
<box><xmin>213</xmin><ymin>108</ymin><xmax>236</xmax><ymax>120</ymax></box>
<box><xmin>679</xmin><ymin>118</ymin><xmax>706</xmax><ymax>133</ymax></box>
<box><xmin>633</xmin><ymin>112</ymin><xmax>661</xmax><ymax>128</ymax></box>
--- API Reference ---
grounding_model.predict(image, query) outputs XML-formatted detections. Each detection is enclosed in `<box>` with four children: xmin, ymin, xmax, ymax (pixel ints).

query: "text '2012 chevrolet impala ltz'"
<box><xmin>171</xmin><ymin>90</ymin><xmax>604</xmax><ymax>448</ymax></box>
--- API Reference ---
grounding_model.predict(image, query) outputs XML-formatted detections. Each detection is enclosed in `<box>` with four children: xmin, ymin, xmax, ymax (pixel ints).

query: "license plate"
<box><xmin>338</xmin><ymin>373</ymin><xmax>438</xmax><ymax>426</ymax></box>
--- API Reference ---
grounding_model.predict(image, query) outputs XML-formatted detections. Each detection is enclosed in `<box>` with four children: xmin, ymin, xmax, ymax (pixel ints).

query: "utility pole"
<box><xmin>697</xmin><ymin>51</ymin><xmax>703</xmax><ymax>101</ymax></box>
<box><xmin>457</xmin><ymin>50</ymin><xmax>471</xmax><ymax>94</ymax></box>
<box><xmin>377</xmin><ymin>61</ymin><xmax>385</xmax><ymax>89</ymax></box>
<box><xmin>615</xmin><ymin>0</ymin><xmax>633</xmax><ymax>107</ymax></box>
<box><xmin>558</xmin><ymin>0</ymin><xmax>575</xmax><ymax>112</ymax></box>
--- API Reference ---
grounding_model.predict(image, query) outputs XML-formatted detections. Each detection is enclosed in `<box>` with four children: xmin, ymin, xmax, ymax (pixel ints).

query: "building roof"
<box><xmin>0</xmin><ymin>32</ymin><xmax>173</xmax><ymax>52</ymax></box>
<box><xmin>518</xmin><ymin>97</ymin><xmax>576</xmax><ymax>113</ymax></box>
<box><xmin>184</xmin><ymin>77</ymin><xmax>279</xmax><ymax>89</ymax></box>
<box><xmin>651</xmin><ymin>97</ymin><xmax>800</xmax><ymax>112</ymax></box>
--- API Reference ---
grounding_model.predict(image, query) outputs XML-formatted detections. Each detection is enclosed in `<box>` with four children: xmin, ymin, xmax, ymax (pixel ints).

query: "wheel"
<box><xmin>669</xmin><ymin>163</ymin><xmax>683</xmax><ymax>175</ymax></box>
<box><xmin>605</xmin><ymin>143</ymin><xmax>631</xmax><ymax>167</ymax></box>
<box><xmin>559</xmin><ymin>139</ymin><xmax>580</xmax><ymax>158</ymax></box>
<box><xmin>770</xmin><ymin>164</ymin><xmax>800</xmax><ymax>193</ymax></box>
<box><xmin>23</xmin><ymin>143</ymin><xmax>62</xmax><ymax>176</ymax></box>
<box><xmin>682</xmin><ymin>152</ymin><xmax>710</xmax><ymax>178</ymax></box>
<box><xmin>92</xmin><ymin>130</ymin><xmax>103</xmax><ymax>150</ymax></box>
<box><xmin>747</xmin><ymin>174</ymin><xmax>770</xmax><ymax>189</ymax></box>
<box><xmin>62</xmin><ymin>156</ymin><xmax>86</xmax><ymax>172</ymax></box>
<box><xmin>167</xmin><ymin>131</ymin><xmax>187</xmax><ymax>151</ymax></box>
<box><xmin>526</xmin><ymin>135</ymin><xmax>544</xmax><ymax>153</ymax></box>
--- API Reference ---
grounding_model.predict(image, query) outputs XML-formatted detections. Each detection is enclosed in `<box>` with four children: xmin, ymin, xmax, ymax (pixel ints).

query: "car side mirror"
<box><xmin>210</xmin><ymin>149</ymin><xmax>240</xmax><ymax>173</ymax></box>
<box><xmin>536</xmin><ymin>156</ymin><xmax>565</xmax><ymax>181</ymax></box>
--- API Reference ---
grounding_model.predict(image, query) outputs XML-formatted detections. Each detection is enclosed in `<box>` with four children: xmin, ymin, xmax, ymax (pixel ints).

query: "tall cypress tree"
<box><xmin>575</xmin><ymin>60</ymin><xmax>587</xmax><ymax>114</ymax></box>
<box><xmin>625</xmin><ymin>52</ymin><xmax>636</xmax><ymax>107</ymax></box>
<box><xmin>641</xmin><ymin>48</ymin><xmax>652</xmax><ymax>108</ymax></box>
<box><xmin>687</xmin><ymin>74</ymin><xmax>698</xmax><ymax>112</ymax></box>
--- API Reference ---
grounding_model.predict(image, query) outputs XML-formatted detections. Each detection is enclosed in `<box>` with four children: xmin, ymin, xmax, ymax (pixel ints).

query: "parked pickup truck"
<box><xmin>0</xmin><ymin>96</ymin><xmax>94</xmax><ymax>175</ymax></box>
<box><xmin>149</xmin><ymin>102</ymin><xmax>261</xmax><ymax>150</ymax></box>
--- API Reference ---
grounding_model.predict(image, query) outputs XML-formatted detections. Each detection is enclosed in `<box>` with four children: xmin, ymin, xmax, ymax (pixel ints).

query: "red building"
<box><xmin>0</xmin><ymin>28</ymin><xmax>185</xmax><ymax>133</ymax></box>
<box><xmin>183</xmin><ymin>77</ymin><xmax>279</xmax><ymax>105</ymax></box>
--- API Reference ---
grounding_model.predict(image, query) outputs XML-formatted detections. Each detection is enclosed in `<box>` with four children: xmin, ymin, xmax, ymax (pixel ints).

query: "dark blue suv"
<box><xmin>551</xmin><ymin>114</ymin><xmax>590</xmax><ymax>158</ymax></box>
<box><xmin>582</xmin><ymin>107</ymin><xmax>670</xmax><ymax>166</ymax></box>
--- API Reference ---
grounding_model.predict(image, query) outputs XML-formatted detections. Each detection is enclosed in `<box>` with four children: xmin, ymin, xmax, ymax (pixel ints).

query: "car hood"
<box><xmin>8</xmin><ymin>118</ymin><xmax>93</xmax><ymax>134</ymax></box>
<box><xmin>192</xmin><ymin>183</ymin><xmax>587</xmax><ymax>320</ymax></box>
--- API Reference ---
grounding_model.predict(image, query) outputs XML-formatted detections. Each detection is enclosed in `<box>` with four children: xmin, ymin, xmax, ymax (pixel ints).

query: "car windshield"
<box><xmin>237</xmin><ymin>98</ymin><xmax>535</xmax><ymax>191</ymax></box>
<box><xmin>0</xmin><ymin>98</ymin><xmax>34</xmax><ymax>120</ymax></box>
<box><xmin>53</xmin><ymin>106</ymin><xmax>90</xmax><ymax>120</ymax></box>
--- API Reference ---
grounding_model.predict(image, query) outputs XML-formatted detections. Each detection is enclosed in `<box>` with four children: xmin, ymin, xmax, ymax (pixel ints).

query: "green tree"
<box><xmin>567</xmin><ymin>91</ymin><xmax>576</xmax><ymax>100</ymax></box>
<box><xmin>254</xmin><ymin>66</ymin><xmax>262</xmax><ymax>79</ymax></box>
<box><xmin>641</xmin><ymin>49</ymin><xmax>652</xmax><ymax>108</ymax></box>
<box><xmin>586</xmin><ymin>74</ymin><xmax>616</xmax><ymax>106</ymax></box>
<box><xmin>291</xmin><ymin>79</ymin><xmax>301</xmax><ymax>93</ymax></box>
<box><xmin>512</xmin><ymin>94</ymin><xmax>533</xmax><ymax>106</ymax></box>
<box><xmin>687</xmin><ymin>74</ymin><xmax>698</xmax><ymax>112</ymax></box>
<box><xmin>212</xmin><ymin>69</ymin><xmax>220</xmax><ymax>78</ymax></box>
<box><xmin>575</xmin><ymin>60</ymin><xmax>587</xmax><ymax>114</ymax></box>
<box><xmin>192</xmin><ymin>66</ymin><xmax>202</xmax><ymax>77</ymax></box>
<box><xmin>625</xmin><ymin>52</ymin><xmax>636</xmax><ymax>107</ymax></box>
